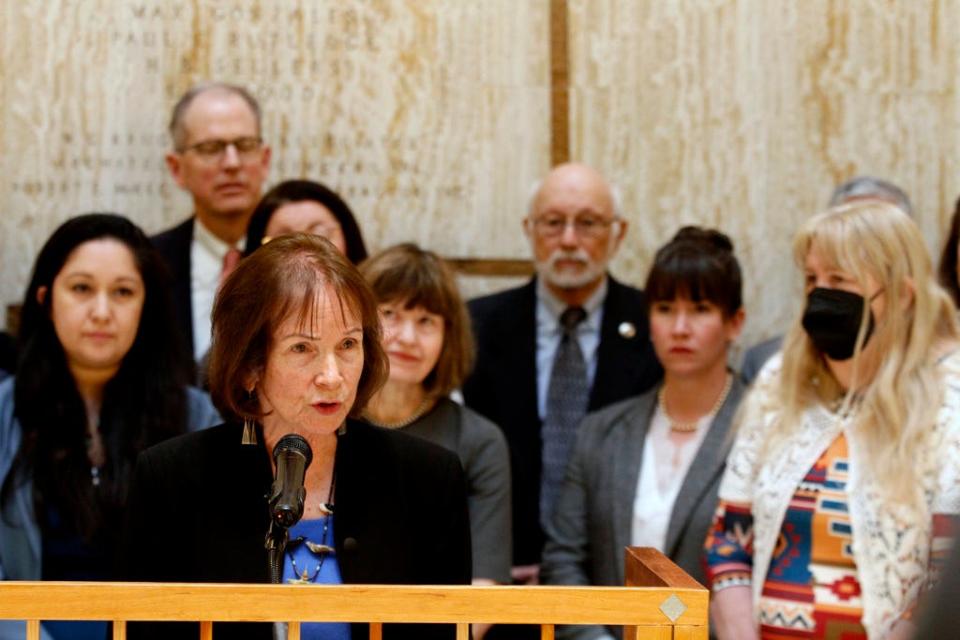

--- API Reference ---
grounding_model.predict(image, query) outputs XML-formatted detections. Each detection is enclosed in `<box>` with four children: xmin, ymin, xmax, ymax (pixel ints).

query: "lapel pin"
<box><xmin>618</xmin><ymin>322</ymin><xmax>637</xmax><ymax>339</ymax></box>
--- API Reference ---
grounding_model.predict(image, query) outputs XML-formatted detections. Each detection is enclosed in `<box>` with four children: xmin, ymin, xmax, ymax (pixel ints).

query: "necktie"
<box><xmin>220</xmin><ymin>247</ymin><xmax>242</xmax><ymax>287</ymax></box>
<box><xmin>540</xmin><ymin>306</ymin><xmax>589</xmax><ymax>526</ymax></box>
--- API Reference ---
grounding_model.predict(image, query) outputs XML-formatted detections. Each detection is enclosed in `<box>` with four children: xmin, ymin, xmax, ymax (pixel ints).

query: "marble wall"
<box><xmin>3</xmin><ymin>0</ymin><xmax>960</xmax><ymax>352</ymax></box>
<box><xmin>569</xmin><ymin>0</ymin><xmax>960</xmax><ymax>350</ymax></box>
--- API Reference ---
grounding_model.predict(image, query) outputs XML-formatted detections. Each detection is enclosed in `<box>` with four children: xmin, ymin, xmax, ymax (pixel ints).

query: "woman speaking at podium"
<box><xmin>122</xmin><ymin>234</ymin><xmax>471</xmax><ymax>640</ymax></box>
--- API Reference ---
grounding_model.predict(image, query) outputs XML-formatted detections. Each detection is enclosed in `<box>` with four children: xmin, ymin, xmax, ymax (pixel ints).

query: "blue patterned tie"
<box><xmin>540</xmin><ymin>306</ymin><xmax>589</xmax><ymax>526</ymax></box>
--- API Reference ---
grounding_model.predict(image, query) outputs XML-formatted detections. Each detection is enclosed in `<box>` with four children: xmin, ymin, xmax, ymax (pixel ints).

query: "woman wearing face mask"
<box><xmin>359</xmin><ymin>245</ymin><xmax>512</xmax><ymax>601</ymax></box>
<box><xmin>0</xmin><ymin>214</ymin><xmax>219</xmax><ymax>640</ymax></box>
<box><xmin>706</xmin><ymin>201</ymin><xmax>960</xmax><ymax>640</ymax></box>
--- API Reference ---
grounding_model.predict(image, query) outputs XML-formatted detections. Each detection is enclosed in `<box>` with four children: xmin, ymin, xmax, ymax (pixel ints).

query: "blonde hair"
<box><xmin>770</xmin><ymin>201</ymin><xmax>958</xmax><ymax>500</ymax></box>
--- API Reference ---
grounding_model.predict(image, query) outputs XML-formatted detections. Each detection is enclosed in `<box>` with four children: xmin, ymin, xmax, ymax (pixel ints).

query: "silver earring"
<box><xmin>241</xmin><ymin>418</ymin><xmax>257</xmax><ymax>445</ymax></box>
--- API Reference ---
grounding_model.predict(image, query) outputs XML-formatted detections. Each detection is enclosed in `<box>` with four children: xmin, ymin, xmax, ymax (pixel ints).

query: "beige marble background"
<box><xmin>0</xmin><ymin>0</ymin><xmax>549</xmax><ymax>320</ymax></box>
<box><xmin>569</xmin><ymin>0</ymin><xmax>960</xmax><ymax>352</ymax></box>
<box><xmin>3</xmin><ymin>0</ymin><xmax>960</xmax><ymax>354</ymax></box>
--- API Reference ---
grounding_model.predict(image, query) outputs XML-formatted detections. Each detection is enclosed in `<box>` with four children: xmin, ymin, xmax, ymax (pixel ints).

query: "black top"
<box><xmin>151</xmin><ymin>217</ymin><xmax>196</xmax><ymax>378</ymax></box>
<box><xmin>462</xmin><ymin>276</ymin><xmax>662</xmax><ymax>565</ymax></box>
<box><xmin>121</xmin><ymin>419</ymin><xmax>471</xmax><ymax>640</ymax></box>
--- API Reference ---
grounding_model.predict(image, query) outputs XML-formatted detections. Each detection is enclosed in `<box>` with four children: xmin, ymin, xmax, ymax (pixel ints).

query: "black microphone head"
<box><xmin>273</xmin><ymin>433</ymin><xmax>313</xmax><ymax>467</ymax></box>
<box><xmin>270</xmin><ymin>434</ymin><xmax>314</xmax><ymax>528</ymax></box>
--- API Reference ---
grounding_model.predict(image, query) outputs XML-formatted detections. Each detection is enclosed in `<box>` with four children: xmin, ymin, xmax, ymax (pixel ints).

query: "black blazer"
<box><xmin>122</xmin><ymin>420</ymin><xmax>471</xmax><ymax>640</ymax></box>
<box><xmin>151</xmin><ymin>217</ymin><xmax>195</xmax><ymax>363</ymax></box>
<box><xmin>462</xmin><ymin>276</ymin><xmax>662</xmax><ymax>565</ymax></box>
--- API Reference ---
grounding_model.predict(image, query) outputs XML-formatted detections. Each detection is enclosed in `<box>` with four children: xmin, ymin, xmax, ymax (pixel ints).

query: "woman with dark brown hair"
<box><xmin>122</xmin><ymin>234</ymin><xmax>470</xmax><ymax>640</ymax></box>
<box><xmin>359</xmin><ymin>244</ymin><xmax>512</xmax><ymax>602</ymax></box>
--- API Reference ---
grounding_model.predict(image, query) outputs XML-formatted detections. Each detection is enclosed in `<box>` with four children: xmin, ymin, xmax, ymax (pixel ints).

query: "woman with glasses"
<box><xmin>244</xmin><ymin>179</ymin><xmax>368</xmax><ymax>263</ymax></box>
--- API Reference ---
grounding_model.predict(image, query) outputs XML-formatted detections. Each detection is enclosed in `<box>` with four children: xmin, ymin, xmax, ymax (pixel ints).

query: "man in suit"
<box><xmin>463</xmin><ymin>163</ymin><xmax>662</xmax><ymax>591</ymax></box>
<box><xmin>153</xmin><ymin>82</ymin><xmax>271</xmax><ymax>370</ymax></box>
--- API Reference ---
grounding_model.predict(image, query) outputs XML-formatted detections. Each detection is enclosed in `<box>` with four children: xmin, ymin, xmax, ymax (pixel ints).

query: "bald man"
<box><xmin>463</xmin><ymin>164</ymin><xmax>662</xmax><ymax>591</ymax></box>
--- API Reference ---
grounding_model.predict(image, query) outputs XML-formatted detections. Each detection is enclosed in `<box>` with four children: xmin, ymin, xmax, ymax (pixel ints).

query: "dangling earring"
<box><xmin>241</xmin><ymin>418</ymin><xmax>257</xmax><ymax>445</ymax></box>
<box><xmin>241</xmin><ymin>388</ymin><xmax>258</xmax><ymax>445</ymax></box>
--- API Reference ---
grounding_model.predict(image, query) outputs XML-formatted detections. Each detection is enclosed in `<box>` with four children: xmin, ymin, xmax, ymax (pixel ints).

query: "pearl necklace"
<box><xmin>658</xmin><ymin>374</ymin><xmax>733</xmax><ymax>433</ymax></box>
<box><xmin>364</xmin><ymin>397</ymin><xmax>434</xmax><ymax>429</ymax></box>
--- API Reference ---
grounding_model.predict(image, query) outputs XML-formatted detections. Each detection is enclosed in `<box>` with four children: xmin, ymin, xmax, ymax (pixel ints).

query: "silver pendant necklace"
<box><xmin>286</xmin><ymin>470</ymin><xmax>336</xmax><ymax>584</ymax></box>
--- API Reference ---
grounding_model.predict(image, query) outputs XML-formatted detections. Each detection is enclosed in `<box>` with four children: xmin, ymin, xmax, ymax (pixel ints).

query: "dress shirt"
<box><xmin>535</xmin><ymin>278</ymin><xmax>606</xmax><ymax>420</ymax></box>
<box><xmin>630</xmin><ymin>405</ymin><xmax>711</xmax><ymax>551</ymax></box>
<box><xmin>190</xmin><ymin>219</ymin><xmax>243</xmax><ymax>359</ymax></box>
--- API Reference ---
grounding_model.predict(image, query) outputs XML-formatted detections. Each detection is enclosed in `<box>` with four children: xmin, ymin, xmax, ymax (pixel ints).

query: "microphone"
<box><xmin>269</xmin><ymin>434</ymin><xmax>313</xmax><ymax>528</ymax></box>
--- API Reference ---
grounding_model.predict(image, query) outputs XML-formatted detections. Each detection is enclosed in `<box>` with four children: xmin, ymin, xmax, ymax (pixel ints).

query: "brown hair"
<box><xmin>209</xmin><ymin>233</ymin><xmax>388</xmax><ymax>423</ymax></box>
<box><xmin>644</xmin><ymin>226</ymin><xmax>742</xmax><ymax>319</ymax></box>
<box><xmin>359</xmin><ymin>243</ymin><xmax>474</xmax><ymax>398</ymax></box>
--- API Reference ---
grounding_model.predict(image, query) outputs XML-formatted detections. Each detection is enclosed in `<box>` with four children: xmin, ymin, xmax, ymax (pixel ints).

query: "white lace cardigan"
<box><xmin>718</xmin><ymin>352</ymin><xmax>960</xmax><ymax>638</ymax></box>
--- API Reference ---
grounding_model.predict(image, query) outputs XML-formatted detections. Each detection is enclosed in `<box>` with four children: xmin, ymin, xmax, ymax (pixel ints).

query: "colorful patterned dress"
<box><xmin>706</xmin><ymin>352</ymin><xmax>960</xmax><ymax>638</ymax></box>
<box><xmin>757</xmin><ymin>435</ymin><xmax>864</xmax><ymax>638</ymax></box>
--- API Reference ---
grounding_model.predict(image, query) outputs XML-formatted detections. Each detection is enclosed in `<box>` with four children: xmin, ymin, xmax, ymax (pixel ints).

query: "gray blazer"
<box><xmin>740</xmin><ymin>336</ymin><xmax>782</xmax><ymax>384</ymax></box>
<box><xmin>540</xmin><ymin>377</ymin><xmax>745</xmax><ymax>640</ymax></box>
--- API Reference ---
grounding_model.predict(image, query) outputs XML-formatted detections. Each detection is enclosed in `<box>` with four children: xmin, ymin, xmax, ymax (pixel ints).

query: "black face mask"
<box><xmin>801</xmin><ymin>287</ymin><xmax>875</xmax><ymax>361</ymax></box>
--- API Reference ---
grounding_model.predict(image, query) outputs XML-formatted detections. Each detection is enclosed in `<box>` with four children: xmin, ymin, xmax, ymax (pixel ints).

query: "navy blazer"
<box><xmin>462</xmin><ymin>276</ymin><xmax>662</xmax><ymax>565</ymax></box>
<box><xmin>151</xmin><ymin>217</ymin><xmax>195</xmax><ymax>364</ymax></box>
<box><xmin>122</xmin><ymin>420</ymin><xmax>471</xmax><ymax>640</ymax></box>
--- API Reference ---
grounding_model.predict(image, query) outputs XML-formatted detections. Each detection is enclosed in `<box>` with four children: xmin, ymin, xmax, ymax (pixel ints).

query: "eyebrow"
<box><xmin>63</xmin><ymin>272</ymin><xmax>141</xmax><ymax>284</ymax></box>
<box><xmin>281</xmin><ymin>326</ymin><xmax>363</xmax><ymax>341</ymax></box>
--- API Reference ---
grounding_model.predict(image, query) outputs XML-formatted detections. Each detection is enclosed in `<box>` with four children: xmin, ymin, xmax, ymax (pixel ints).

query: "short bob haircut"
<box><xmin>359</xmin><ymin>243</ymin><xmax>474</xmax><ymax>398</ymax></box>
<box><xmin>245</xmin><ymin>179</ymin><xmax>369</xmax><ymax>264</ymax></box>
<box><xmin>209</xmin><ymin>233</ymin><xmax>388</xmax><ymax>424</ymax></box>
<box><xmin>644</xmin><ymin>226</ymin><xmax>743</xmax><ymax>318</ymax></box>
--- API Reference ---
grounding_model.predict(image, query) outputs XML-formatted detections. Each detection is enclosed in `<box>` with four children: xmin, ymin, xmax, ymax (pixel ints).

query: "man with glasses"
<box><xmin>463</xmin><ymin>164</ymin><xmax>662</xmax><ymax>609</ymax></box>
<box><xmin>153</xmin><ymin>82</ymin><xmax>271</xmax><ymax>373</ymax></box>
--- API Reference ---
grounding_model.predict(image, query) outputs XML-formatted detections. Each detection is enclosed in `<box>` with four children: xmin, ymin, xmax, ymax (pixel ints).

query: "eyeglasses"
<box><xmin>531</xmin><ymin>215</ymin><xmax>619</xmax><ymax>238</ymax></box>
<box><xmin>180</xmin><ymin>136</ymin><xmax>264</xmax><ymax>162</ymax></box>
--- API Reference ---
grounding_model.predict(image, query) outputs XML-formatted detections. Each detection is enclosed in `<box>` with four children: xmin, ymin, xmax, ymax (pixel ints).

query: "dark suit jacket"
<box><xmin>540</xmin><ymin>379</ymin><xmax>745</xmax><ymax>640</ymax></box>
<box><xmin>462</xmin><ymin>276</ymin><xmax>663</xmax><ymax>565</ymax></box>
<box><xmin>122</xmin><ymin>420</ymin><xmax>471</xmax><ymax>640</ymax></box>
<box><xmin>151</xmin><ymin>217</ymin><xmax>195</xmax><ymax>363</ymax></box>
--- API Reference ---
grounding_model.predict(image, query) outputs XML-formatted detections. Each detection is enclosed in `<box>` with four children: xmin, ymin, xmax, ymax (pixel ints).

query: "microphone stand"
<box><xmin>265</xmin><ymin>520</ymin><xmax>290</xmax><ymax>585</ymax></box>
<box><xmin>265</xmin><ymin>432</ymin><xmax>314</xmax><ymax>640</ymax></box>
<box><xmin>266</xmin><ymin>520</ymin><xmax>291</xmax><ymax>640</ymax></box>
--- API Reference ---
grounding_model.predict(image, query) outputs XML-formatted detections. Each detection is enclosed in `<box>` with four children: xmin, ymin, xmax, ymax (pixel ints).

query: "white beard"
<box><xmin>536</xmin><ymin>248</ymin><xmax>608</xmax><ymax>290</ymax></box>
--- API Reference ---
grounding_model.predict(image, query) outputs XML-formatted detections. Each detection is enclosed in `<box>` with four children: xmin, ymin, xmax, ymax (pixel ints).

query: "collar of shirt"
<box><xmin>189</xmin><ymin>217</ymin><xmax>243</xmax><ymax>359</ymax></box>
<box><xmin>535</xmin><ymin>276</ymin><xmax>607</xmax><ymax>336</ymax></box>
<box><xmin>192</xmin><ymin>216</ymin><xmax>243</xmax><ymax>272</ymax></box>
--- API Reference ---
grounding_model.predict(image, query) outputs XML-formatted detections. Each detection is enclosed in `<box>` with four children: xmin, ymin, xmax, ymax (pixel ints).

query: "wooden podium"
<box><xmin>0</xmin><ymin>548</ymin><xmax>707</xmax><ymax>639</ymax></box>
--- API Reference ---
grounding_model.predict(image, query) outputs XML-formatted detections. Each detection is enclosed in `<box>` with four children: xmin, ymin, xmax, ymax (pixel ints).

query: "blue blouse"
<box><xmin>281</xmin><ymin>516</ymin><xmax>350</xmax><ymax>640</ymax></box>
